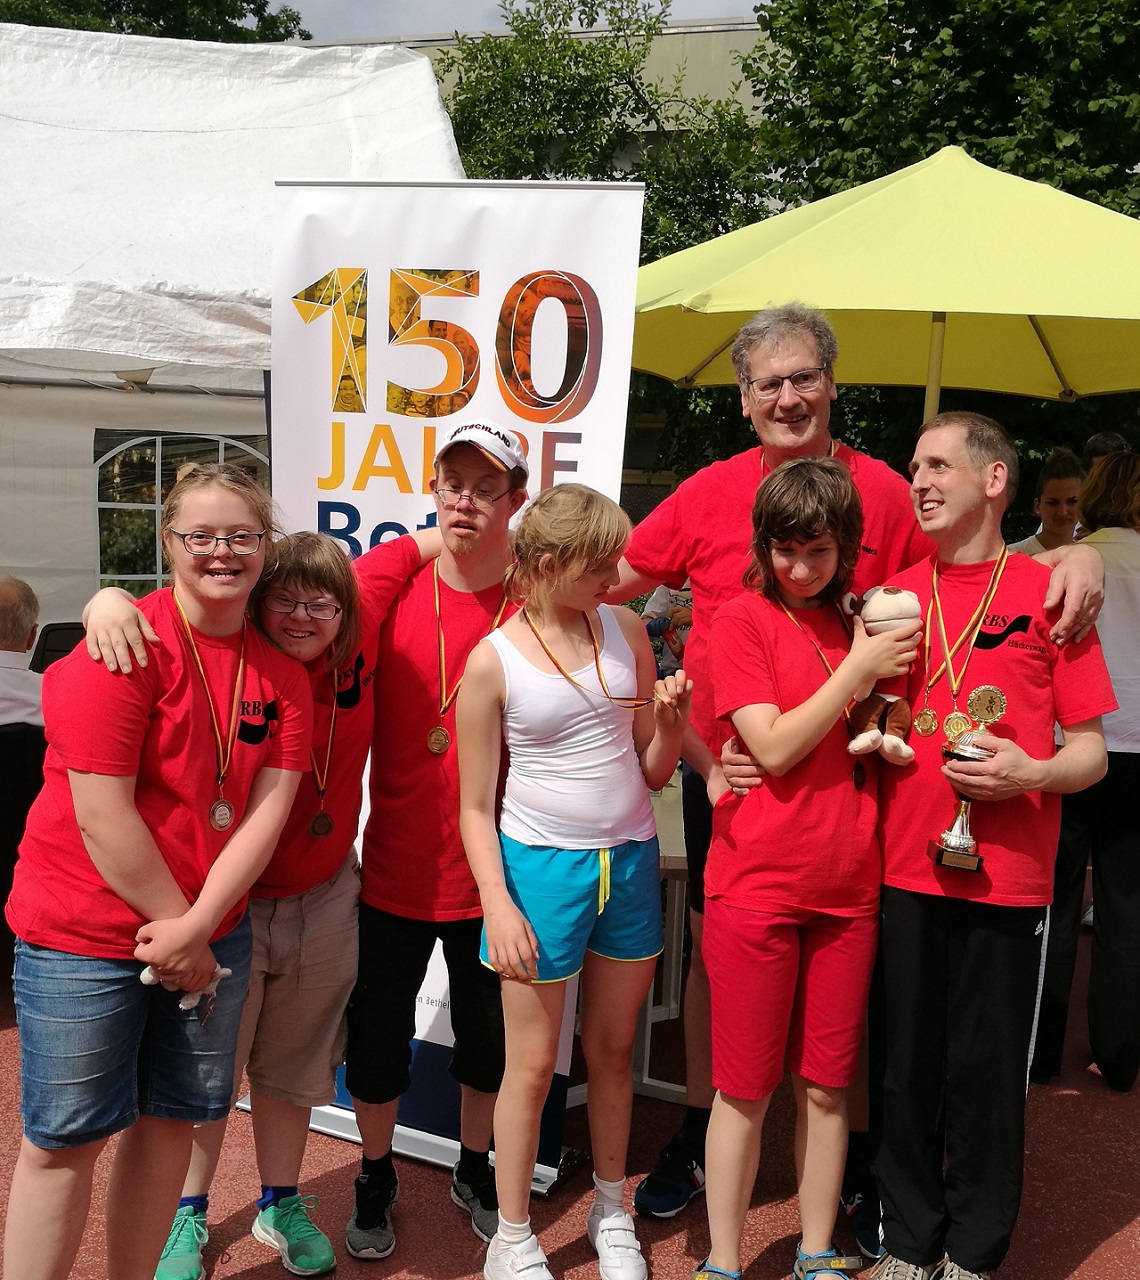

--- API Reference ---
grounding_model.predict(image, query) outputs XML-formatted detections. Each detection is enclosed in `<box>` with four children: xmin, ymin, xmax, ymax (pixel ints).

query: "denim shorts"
<box><xmin>14</xmin><ymin>914</ymin><xmax>252</xmax><ymax>1149</ymax></box>
<box><xmin>481</xmin><ymin>834</ymin><xmax>664</xmax><ymax>981</ymax></box>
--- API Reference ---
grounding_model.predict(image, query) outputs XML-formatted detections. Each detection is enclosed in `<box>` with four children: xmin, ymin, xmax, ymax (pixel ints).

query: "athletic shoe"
<box><xmin>451</xmin><ymin>1161</ymin><xmax>499</xmax><ymax>1242</ymax></box>
<box><xmin>252</xmin><ymin>1193</ymin><xmax>336</xmax><ymax>1276</ymax></box>
<box><xmin>345</xmin><ymin>1172</ymin><xmax>398</xmax><ymax>1260</ymax></box>
<box><xmin>483</xmin><ymin>1232</ymin><xmax>554</xmax><ymax>1280</ymax></box>
<box><xmin>586</xmin><ymin>1205</ymin><xmax>646</xmax><ymax>1280</ymax></box>
<box><xmin>632</xmin><ymin>1137</ymin><xmax>705</xmax><ymax>1218</ymax></box>
<box><xmin>154</xmin><ymin>1205</ymin><xmax>208</xmax><ymax>1280</ymax></box>
<box><xmin>938</xmin><ymin>1262</ymin><xmax>992</xmax><ymax>1280</ymax></box>
<box><xmin>867</xmin><ymin>1256</ymin><xmax>940</xmax><ymax>1280</ymax></box>
<box><xmin>839</xmin><ymin>1185</ymin><xmax>885</xmax><ymax>1259</ymax></box>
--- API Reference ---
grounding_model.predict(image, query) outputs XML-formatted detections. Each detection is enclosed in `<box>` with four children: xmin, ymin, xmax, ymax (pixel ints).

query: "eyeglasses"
<box><xmin>745</xmin><ymin>367</ymin><xmax>827</xmax><ymax>400</ymax></box>
<box><xmin>169</xmin><ymin>530</ymin><xmax>266</xmax><ymax>556</ymax></box>
<box><xmin>434</xmin><ymin>485</ymin><xmax>511</xmax><ymax>511</ymax></box>
<box><xmin>262</xmin><ymin>593</ymin><xmax>342</xmax><ymax>621</ymax></box>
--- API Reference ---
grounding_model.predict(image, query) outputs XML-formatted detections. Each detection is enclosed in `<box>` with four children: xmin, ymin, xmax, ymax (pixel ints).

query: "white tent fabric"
<box><xmin>0</xmin><ymin>23</ymin><xmax>464</xmax><ymax>391</ymax></box>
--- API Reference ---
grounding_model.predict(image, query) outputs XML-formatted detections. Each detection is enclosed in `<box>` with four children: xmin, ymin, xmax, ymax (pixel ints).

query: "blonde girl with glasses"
<box><xmin>457</xmin><ymin>483</ymin><xmax>692</xmax><ymax>1280</ymax></box>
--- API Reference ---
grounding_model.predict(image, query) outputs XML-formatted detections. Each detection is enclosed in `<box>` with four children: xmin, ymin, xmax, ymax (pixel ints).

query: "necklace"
<box><xmin>173</xmin><ymin>592</ymin><xmax>247</xmax><ymax>831</ymax></box>
<box><xmin>429</xmin><ymin>561</ymin><xmax>511</xmax><ymax>753</ymax></box>
<box><xmin>777</xmin><ymin>599</ymin><xmax>866</xmax><ymax>789</ymax></box>
<box><xmin>521</xmin><ymin>607</ymin><xmax>655</xmax><ymax>709</ymax></box>
<box><xmin>308</xmin><ymin>671</ymin><xmax>338</xmax><ymax>837</ymax></box>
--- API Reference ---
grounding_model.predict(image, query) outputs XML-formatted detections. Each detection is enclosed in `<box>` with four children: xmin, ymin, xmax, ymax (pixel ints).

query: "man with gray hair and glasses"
<box><xmin>0</xmin><ymin>575</ymin><xmax>47</xmax><ymax>969</ymax></box>
<box><xmin>606</xmin><ymin>303</ymin><xmax>1104</xmax><ymax>1239</ymax></box>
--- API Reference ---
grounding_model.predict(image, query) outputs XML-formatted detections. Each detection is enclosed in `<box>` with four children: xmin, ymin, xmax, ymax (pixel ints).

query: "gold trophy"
<box><xmin>932</xmin><ymin>732</ymin><xmax>993</xmax><ymax>872</ymax></box>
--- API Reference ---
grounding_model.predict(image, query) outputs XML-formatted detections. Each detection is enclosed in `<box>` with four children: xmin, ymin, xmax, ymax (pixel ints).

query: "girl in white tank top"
<box><xmin>457</xmin><ymin>484</ymin><xmax>692</xmax><ymax>1280</ymax></box>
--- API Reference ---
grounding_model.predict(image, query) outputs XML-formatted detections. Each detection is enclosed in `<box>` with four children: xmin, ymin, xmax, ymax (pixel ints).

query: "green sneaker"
<box><xmin>154</xmin><ymin>1205</ymin><xmax>208</xmax><ymax>1280</ymax></box>
<box><xmin>252</xmin><ymin>1193</ymin><xmax>336</xmax><ymax>1276</ymax></box>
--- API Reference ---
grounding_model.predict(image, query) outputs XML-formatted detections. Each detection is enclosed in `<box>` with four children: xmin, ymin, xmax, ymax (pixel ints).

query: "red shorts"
<box><xmin>703</xmin><ymin>897</ymin><xmax>878</xmax><ymax>1100</ymax></box>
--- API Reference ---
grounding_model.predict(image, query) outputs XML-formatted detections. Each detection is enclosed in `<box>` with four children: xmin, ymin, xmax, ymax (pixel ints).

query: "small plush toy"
<box><xmin>140</xmin><ymin>962</ymin><xmax>232</xmax><ymax>1010</ymax></box>
<box><xmin>844</xmin><ymin>585</ymin><xmax>922</xmax><ymax>765</ymax></box>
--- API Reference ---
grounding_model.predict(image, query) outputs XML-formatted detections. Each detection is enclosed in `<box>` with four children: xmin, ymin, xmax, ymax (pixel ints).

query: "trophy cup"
<box><xmin>932</xmin><ymin>733</ymin><xmax>993</xmax><ymax>872</ymax></box>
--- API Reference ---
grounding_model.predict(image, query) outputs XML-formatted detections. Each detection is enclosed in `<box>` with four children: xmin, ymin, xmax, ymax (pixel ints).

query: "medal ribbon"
<box><xmin>310</xmin><ymin>670</ymin><xmax>338</xmax><ymax>812</ymax></box>
<box><xmin>433</xmin><ymin>560</ymin><xmax>511</xmax><ymax>721</ymax></box>
<box><xmin>521</xmin><ymin>607</ymin><xmax>655</xmax><ymax>709</ymax></box>
<box><xmin>173</xmin><ymin>591</ymin><xmax>246</xmax><ymax>796</ymax></box>
<box><xmin>777</xmin><ymin>601</ymin><xmax>854</xmax><ymax>723</ymax></box>
<box><xmin>930</xmin><ymin>547</ymin><xmax>1009</xmax><ymax>707</ymax></box>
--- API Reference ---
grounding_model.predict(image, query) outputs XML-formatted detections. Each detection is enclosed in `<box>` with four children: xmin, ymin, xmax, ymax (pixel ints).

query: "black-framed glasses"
<box><xmin>745</xmin><ymin>367</ymin><xmax>827</xmax><ymax>400</ymax></box>
<box><xmin>434</xmin><ymin>485</ymin><xmax>511</xmax><ymax>511</ymax></box>
<box><xmin>169</xmin><ymin>530</ymin><xmax>266</xmax><ymax>556</ymax></box>
<box><xmin>262</xmin><ymin>593</ymin><xmax>343</xmax><ymax>621</ymax></box>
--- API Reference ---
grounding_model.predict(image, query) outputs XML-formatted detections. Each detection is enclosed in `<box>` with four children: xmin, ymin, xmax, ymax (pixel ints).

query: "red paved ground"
<box><xmin>1</xmin><ymin>928</ymin><xmax>1137</xmax><ymax>1280</ymax></box>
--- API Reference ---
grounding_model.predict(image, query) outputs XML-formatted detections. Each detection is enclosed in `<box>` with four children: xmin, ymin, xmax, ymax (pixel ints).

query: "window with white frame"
<box><xmin>95</xmin><ymin>431</ymin><xmax>270</xmax><ymax>598</ymax></box>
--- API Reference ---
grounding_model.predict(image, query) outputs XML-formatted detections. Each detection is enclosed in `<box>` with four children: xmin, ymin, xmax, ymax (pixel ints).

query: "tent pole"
<box><xmin>923</xmin><ymin>312</ymin><xmax>946</xmax><ymax>421</ymax></box>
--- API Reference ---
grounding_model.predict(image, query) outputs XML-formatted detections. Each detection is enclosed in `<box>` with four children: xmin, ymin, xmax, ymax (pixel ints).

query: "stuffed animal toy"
<box><xmin>844</xmin><ymin>585</ymin><xmax>922</xmax><ymax>765</ymax></box>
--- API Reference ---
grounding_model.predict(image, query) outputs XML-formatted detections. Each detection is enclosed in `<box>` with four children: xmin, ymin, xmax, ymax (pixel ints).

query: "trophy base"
<box><xmin>929</xmin><ymin>840</ymin><xmax>984</xmax><ymax>872</ymax></box>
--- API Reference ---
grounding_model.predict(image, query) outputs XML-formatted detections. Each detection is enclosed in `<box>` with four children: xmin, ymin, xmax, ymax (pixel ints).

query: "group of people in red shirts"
<box><xmin>2</xmin><ymin>302</ymin><xmax>1120</xmax><ymax>1280</ymax></box>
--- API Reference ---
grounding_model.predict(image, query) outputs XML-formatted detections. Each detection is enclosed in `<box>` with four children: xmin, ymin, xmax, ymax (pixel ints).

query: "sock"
<box><xmin>593</xmin><ymin>1173</ymin><xmax>625</xmax><ymax>1214</ymax></box>
<box><xmin>681</xmin><ymin>1105</ymin><xmax>711</xmax><ymax>1159</ymax></box>
<box><xmin>179</xmin><ymin>1194</ymin><xmax>208</xmax><ymax>1215</ymax></box>
<box><xmin>457</xmin><ymin>1143</ymin><xmax>491</xmax><ymax>1184</ymax></box>
<box><xmin>360</xmin><ymin>1152</ymin><xmax>396</xmax><ymax>1188</ymax></box>
<box><xmin>496</xmin><ymin>1213</ymin><xmax>532</xmax><ymax>1245</ymax></box>
<box><xmin>257</xmin><ymin>1184</ymin><xmax>298</xmax><ymax>1210</ymax></box>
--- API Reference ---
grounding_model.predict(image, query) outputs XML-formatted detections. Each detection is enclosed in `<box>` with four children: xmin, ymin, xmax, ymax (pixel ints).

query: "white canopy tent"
<box><xmin>0</xmin><ymin>23</ymin><xmax>463</xmax><ymax>620</ymax></box>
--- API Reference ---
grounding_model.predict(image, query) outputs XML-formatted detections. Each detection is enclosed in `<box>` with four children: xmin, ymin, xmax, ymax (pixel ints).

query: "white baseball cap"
<box><xmin>434</xmin><ymin>420</ymin><xmax>529</xmax><ymax>478</ymax></box>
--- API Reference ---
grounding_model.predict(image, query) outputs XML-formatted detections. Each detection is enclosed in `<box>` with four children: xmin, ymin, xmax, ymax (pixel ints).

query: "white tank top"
<box><xmin>486</xmin><ymin>605</ymin><xmax>657</xmax><ymax>849</ymax></box>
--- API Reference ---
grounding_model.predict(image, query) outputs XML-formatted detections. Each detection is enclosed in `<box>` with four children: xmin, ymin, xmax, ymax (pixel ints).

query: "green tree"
<box><xmin>437</xmin><ymin>0</ymin><xmax>768</xmax><ymax>475</ymax></box>
<box><xmin>741</xmin><ymin>0</ymin><xmax>1140</xmax><ymax>515</ymax></box>
<box><xmin>0</xmin><ymin>0</ymin><xmax>308</xmax><ymax>41</ymax></box>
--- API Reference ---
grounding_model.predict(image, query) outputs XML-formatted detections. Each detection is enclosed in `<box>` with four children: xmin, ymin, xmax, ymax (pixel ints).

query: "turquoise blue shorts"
<box><xmin>482</xmin><ymin>834</ymin><xmax>665</xmax><ymax>982</ymax></box>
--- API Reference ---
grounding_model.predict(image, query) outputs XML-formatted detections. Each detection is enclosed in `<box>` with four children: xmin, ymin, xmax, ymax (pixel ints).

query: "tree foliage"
<box><xmin>743</xmin><ymin>0</ymin><xmax>1140</xmax><ymax>216</ymax></box>
<box><xmin>0</xmin><ymin>0</ymin><xmax>309</xmax><ymax>41</ymax></box>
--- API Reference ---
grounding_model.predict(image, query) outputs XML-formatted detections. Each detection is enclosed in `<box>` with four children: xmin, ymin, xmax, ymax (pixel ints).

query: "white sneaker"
<box><xmin>484</xmin><ymin>1232</ymin><xmax>555</xmax><ymax>1280</ymax></box>
<box><xmin>586</xmin><ymin>1206</ymin><xmax>646</xmax><ymax>1280</ymax></box>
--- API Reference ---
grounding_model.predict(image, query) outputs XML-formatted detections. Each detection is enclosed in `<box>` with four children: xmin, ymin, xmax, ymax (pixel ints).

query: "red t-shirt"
<box><xmin>625</xmin><ymin>442</ymin><xmax>932</xmax><ymax>755</ymax></box>
<box><xmin>6</xmin><ymin>589</ymin><xmax>312</xmax><ymax>958</ymax></box>
<box><xmin>878</xmin><ymin>555</ymin><xmax>1117</xmax><ymax>906</ymax></box>
<box><xmin>253</xmin><ymin>535</ymin><xmax>422</xmax><ymax>898</ymax></box>
<box><xmin>361</xmin><ymin>566</ymin><xmax>516</xmax><ymax>922</ymax></box>
<box><xmin>706</xmin><ymin>592</ymin><xmax>881</xmax><ymax>916</ymax></box>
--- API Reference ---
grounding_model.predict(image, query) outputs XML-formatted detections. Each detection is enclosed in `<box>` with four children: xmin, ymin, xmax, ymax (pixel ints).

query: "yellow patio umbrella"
<box><xmin>634</xmin><ymin>146</ymin><xmax>1140</xmax><ymax>418</ymax></box>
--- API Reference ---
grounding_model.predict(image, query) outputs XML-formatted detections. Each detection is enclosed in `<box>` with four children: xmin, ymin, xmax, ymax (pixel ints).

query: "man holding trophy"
<box><xmin>871</xmin><ymin>412</ymin><xmax>1115</xmax><ymax>1280</ymax></box>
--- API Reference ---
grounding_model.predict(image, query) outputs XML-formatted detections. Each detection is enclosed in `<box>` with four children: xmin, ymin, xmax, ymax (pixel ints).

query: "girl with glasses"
<box><xmin>3</xmin><ymin>464</ymin><xmax>313</xmax><ymax>1280</ymax></box>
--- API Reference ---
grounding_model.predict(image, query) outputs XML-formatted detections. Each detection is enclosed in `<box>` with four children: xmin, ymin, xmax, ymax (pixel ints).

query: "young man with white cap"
<box><xmin>344</xmin><ymin>421</ymin><xmax>529</xmax><ymax>1260</ymax></box>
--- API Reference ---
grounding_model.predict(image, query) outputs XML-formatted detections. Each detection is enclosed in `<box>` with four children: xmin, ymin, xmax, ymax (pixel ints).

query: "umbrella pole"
<box><xmin>923</xmin><ymin>312</ymin><xmax>946</xmax><ymax>421</ymax></box>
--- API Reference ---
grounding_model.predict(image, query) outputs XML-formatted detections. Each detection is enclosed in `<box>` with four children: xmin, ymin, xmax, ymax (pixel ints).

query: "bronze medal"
<box><xmin>427</xmin><ymin>725</ymin><xmax>452</xmax><ymax>754</ymax></box>
<box><xmin>209</xmin><ymin>798</ymin><xmax>235</xmax><ymax>831</ymax></box>
<box><xmin>309</xmin><ymin>811</ymin><xmax>334</xmax><ymax>838</ymax></box>
<box><xmin>852</xmin><ymin>760</ymin><xmax>866</xmax><ymax>791</ymax></box>
<box><xmin>967</xmin><ymin>684</ymin><xmax>1007</xmax><ymax>727</ymax></box>
<box><xmin>943</xmin><ymin>710</ymin><xmax>973</xmax><ymax>741</ymax></box>
<box><xmin>913</xmin><ymin>707</ymin><xmax>939</xmax><ymax>737</ymax></box>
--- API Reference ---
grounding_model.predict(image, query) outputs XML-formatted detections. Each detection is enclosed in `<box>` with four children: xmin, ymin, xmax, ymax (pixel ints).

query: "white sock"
<box><xmin>496</xmin><ymin>1213</ymin><xmax>532</xmax><ymax>1246</ymax></box>
<box><xmin>593</xmin><ymin>1173</ymin><xmax>626</xmax><ymax>1215</ymax></box>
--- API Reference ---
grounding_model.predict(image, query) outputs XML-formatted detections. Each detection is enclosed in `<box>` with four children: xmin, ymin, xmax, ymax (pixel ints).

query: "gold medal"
<box><xmin>913</xmin><ymin>707</ymin><xmax>939</xmax><ymax>737</ymax></box>
<box><xmin>309</xmin><ymin>811</ymin><xmax>334</xmax><ymax>838</ymax></box>
<box><xmin>967</xmin><ymin>684</ymin><xmax>1007</xmax><ymax>726</ymax></box>
<box><xmin>209</xmin><ymin>798</ymin><xmax>235</xmax><ymax>831</ymax></box>
<box><xmin>943</xmin><ymin>710</ymin><xmax>973</xmax><ymax>740</ymax></box>
<box><xmin>427</xmin><ymin>725</ymin><xmax>452</xmax><ymax>754</ymax></box>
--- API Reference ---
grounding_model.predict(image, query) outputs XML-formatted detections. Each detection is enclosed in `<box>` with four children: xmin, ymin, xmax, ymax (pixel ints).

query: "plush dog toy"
<box><xmin>844</xmin><ymin>585</ymin><xmax>922</xmax><ymax>765</ymax></box>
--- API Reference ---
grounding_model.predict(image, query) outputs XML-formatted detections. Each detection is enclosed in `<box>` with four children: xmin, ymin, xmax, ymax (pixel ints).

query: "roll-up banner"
<box><xmin>271</xmin><ymin>180</ymin><xmax>646</xmax><ymax>1190</ymax></box>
